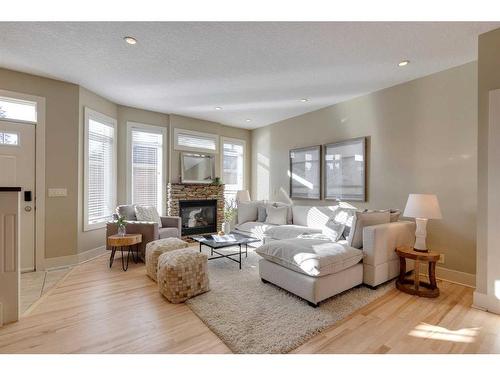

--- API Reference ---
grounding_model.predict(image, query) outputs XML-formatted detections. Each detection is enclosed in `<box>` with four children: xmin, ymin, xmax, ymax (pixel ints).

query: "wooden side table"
<box><xmin>107</xmin><ymin>234</ymin><xmax>142</xmax><ymax>271</ymax></box>
<box><xmin>395</xmin><ymin>246</ymin><xmax>440</xmax><ymax>298</ymax></box>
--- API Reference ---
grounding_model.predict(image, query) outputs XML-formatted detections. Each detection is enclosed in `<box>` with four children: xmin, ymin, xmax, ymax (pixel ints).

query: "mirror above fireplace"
<box><xmin>180</xmin><ymin>152</ymin><xmax>215</xmax><ymax>184</ymax></box>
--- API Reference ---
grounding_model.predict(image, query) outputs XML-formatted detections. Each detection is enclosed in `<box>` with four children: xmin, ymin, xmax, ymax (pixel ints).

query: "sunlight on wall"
<box><xmin>495</xmin><ymin>280</ymin><xmax>500</xmax><ymax>299</ymax></box>
<box><xmin>257</xmin><ymin>153</ymin><xmax>270</xmax><ymax>200</ymax></box>
<box><xmin>408</xmin><ymin>323</ymin><xmax>480</xmax><ymax>343</ymax></box>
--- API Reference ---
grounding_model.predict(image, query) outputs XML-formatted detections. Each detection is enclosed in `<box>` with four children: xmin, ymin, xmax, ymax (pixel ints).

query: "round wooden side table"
<box><xmin>107</xmin><ymin>234</ymin><xmax>142</xmax><ymax>271</ymax></box>
<box><xmin>395</xmin><ymin>246</ymin><xmax>440</xmax><ymax>298</ymax></box>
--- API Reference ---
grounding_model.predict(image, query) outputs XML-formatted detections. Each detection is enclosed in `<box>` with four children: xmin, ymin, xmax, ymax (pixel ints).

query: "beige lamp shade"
<box><xmin>403</xmin><ymin>194</ymin><xmax>442</xmax><ymax>219</ymax></box>
<box><xmin>235</xmin><ymin>190</ymin><xmax>251</xmax><ymax>203</ymax></box>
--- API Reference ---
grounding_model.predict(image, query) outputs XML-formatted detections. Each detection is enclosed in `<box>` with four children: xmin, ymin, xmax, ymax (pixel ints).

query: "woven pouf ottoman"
<box><xmin>145</xmin><ymin>238</ymin><xmax>189</xmax><ymax>282</ymax></box>
<box><xmin>157</xmin><ymin>249</ymin><xmax>210</xmax><ymax>303</ymax></box>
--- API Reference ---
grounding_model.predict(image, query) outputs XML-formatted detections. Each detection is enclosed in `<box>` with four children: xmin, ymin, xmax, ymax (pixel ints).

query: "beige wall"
<box><xmin>476</xmin><ymin>28</ymin><xmax>500</xmax><ymax>295</ymax></box>
<box><xmin>169</xmin><ymin>114</ymin><xmax>252</xmax><ymax>189</ymax></box>
<box><xmin>0</xmin><ymin>68</ymin><xmax>79</xmax><ymax>259</ymax></box>
<box><xmin>252</xmin><ymin>62</ymin><xmax>477</xmax><ymax>276</ymax></box>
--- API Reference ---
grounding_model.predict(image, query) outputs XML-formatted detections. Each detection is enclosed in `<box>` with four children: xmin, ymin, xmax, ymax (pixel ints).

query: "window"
<box><xmin>0</xmin><ymin>132</ymin><xmax>19</xmax><ymax>145</ymax></box>
<box><xmin>174</xmin><ymin>128</ymin><xmax>219</xmax><ymax>153</ymax></box>
<box><xmin>84</xmin><ymin>108</ymin><xmax>117</xmax><ymax>231</ymax></box>
<box><xmin>127</xmin><ymin>122</ymin><xmax>166</xmax><ymax>214</ymax></box>
<box><xmin>222</xmin><ymin>137</ymin><xmax>245</xmax><ymax>202</ymax></box>
<box><xmin>0</xmin><ymin>96</ymin><xmax>37</xmax><ymax>123</ymax></box>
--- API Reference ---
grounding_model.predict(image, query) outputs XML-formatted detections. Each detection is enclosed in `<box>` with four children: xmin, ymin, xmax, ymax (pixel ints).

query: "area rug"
<box><xmin>185</xmin><ymin>247</ymin><xmax>393</xmax><ymax>354</ymax></box>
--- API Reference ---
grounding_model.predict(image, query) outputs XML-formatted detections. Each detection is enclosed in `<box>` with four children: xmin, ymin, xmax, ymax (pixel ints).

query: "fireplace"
<box><xmin>179</xmin><ymin>199</ymin><xmax>217</xmax><ymax>236</ymax></box>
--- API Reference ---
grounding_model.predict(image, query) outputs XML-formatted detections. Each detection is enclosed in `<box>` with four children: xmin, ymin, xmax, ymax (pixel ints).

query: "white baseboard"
<box><xmin>418</xmin><ymin>263</ymin><xmax>476</xmax><ymax>288</ymax></box>
<box><xmin>43</xmin><ymin>246</ymin><xmax>107</xmax><ymax>270</ymax></box>
<box><xmin>473</xmin><ymin>291</ymin><xmax>500</xmax><ymax>314</ymax></box>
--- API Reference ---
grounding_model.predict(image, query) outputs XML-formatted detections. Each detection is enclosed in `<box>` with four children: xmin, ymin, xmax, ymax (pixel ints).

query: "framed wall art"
<box><xmin>289</xmin><ymin>145</ymin><xmax>321</xmax><ymax>200</ymax></box>
<box><xmin>323</xmin><ymin>137</ymin><xmax>366</xmax><ymax>201</ymax></box>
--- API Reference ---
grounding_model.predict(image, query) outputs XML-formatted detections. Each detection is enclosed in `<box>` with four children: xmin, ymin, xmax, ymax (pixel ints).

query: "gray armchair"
<box><xmin>106</xmin><ymin>204</ymin><xmax>182</xmax><ymax>260</ymax></box>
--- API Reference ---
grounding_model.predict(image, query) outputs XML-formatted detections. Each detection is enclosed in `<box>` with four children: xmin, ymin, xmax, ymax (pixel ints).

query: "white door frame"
<box><xmin>126</xmin><ymin>121</ymin><xmax>168</xmax><ymax>215</ymax></box>
<box><xmin>0</xmin><ymin>89</ymin><xmax>46</xmax><ymax>271</ymax></box>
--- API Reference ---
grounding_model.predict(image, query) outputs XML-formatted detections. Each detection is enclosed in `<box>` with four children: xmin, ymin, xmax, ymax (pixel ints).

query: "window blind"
<box><xmin>174</xmin><ymin>129</ymin><xmax>218</xmax><ymax>152</ymax></box>
<box><xmin>87</xmin><ymin>118</ymin><xmax>115</xmax><ymax>225</ymax></box>
<box><xmin>131</xmin><ymin>129</ymin><xmax>163</xmax><ymax>213</ymax></box>
<box><xmin>222</xmin><ymin>139</ymin><xmax>245</xmax><ymax>202</ymax></box>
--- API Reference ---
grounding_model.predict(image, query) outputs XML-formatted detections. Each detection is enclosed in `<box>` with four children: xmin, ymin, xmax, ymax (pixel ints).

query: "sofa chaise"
<box><xmin>234</xmin><ymin>202</ymin><xmax>416</xmax><ymax>306</ymax></box>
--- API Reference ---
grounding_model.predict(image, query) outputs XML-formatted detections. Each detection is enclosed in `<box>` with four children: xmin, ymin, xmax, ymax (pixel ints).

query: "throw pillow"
<box><xmin>237</xmin><ymin>201</ymin><xmax>259</xmax><ymax>224</ymax></box>
<box><xmin>323</xmin><ymin>219</ymin><xmax>346</xmax><ymax>242</ymax></box>
<box><xmin>265</xmin><ymin>206</ymin><xmax>288</xmax><ymax>225</ymax></box>
<box><xmin>272</xmin><ymin>202</ymin><xmax>293</xmax><ymax>224</ymax></box>
<box><xmin>257</xmin><ymin>205</ymin><xmax>268</xmax><ymax>222</ymax></box>
<box><xmin>116</xmin><ymin>204</ymin><xmax>137</xmax><ymax>221</ymax></box>
<box><xmin>347</xmin><ymin>211</ymin><xmax>390</xmax><ymax>249</ymax></box>
<box><xmin>135</xmin><ymin>205</ymin><xmax>162</xmax><ymax>227</ymax></box>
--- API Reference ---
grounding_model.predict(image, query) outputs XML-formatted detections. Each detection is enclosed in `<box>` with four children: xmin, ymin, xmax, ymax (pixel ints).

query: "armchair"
<box><xmin>106</xmin><ymin>205</ymin><xmax>182</xmax><ymax>261</ymax></box>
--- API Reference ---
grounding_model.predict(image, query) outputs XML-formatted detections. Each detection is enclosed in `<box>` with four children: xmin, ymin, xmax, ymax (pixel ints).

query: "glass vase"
<box><xmin>117</xmin><ymin>224</ymin><xmax>126</xmax><ymax>236</ymax></box>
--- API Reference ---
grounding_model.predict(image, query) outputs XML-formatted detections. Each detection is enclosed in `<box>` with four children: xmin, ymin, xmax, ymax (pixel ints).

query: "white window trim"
<box><xmin>83</xmin><ymin>107</ymin><xmax>117</xmax><ymax>231</ymax></box>
<box><xmin>0</xmin><ymin>95</ymin><xmax>37</xmax><ymax>125</ymax></box>
<box><xmin>126</xmin><ymin>122</ymin><xmax>168</xmax><ymax>215</ymax></box>
<box><xmin>221</xmin><ymin>136</ymin><xmax>246</xmax><ymax>191</ymax></box>
<box><xmin>173</xmin><ymin>128</ymin><xmax>219</xmax><ymax>154</ymax></box>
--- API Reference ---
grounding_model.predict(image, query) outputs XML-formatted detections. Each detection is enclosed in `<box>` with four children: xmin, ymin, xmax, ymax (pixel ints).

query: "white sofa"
<box><xmin>234</xmin><ymin>202</ymin><xmax>415</xmax><ymax>306</ymax></box>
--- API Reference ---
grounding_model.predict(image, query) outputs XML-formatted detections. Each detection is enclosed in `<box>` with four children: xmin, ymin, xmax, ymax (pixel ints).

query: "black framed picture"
<box><xmin>324</xmin><ymin>137</ymin><xmax>366</xmax><ymax>201</ymax></box>
<box><xmin>289</xmin><ymin>145</ymin><xmax>321</xmax><ymax>200</ymax></box>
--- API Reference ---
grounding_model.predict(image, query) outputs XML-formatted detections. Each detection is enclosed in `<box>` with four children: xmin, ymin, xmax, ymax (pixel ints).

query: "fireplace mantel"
<box><xmin>167</xmin><ymin>183</ymin><xmax>224</xmax><ymax>237</ymax></box>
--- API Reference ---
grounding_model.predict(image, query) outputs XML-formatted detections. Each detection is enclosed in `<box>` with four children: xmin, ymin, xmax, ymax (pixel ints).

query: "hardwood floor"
<box><xmin>1</xmin><ymin>252</ymin><xmax>499</xmax><ymax>354</ymax></box>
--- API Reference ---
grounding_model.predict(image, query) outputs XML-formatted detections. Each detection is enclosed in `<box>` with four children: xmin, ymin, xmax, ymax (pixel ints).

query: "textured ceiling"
<box><xmin>0</xmin><ymin>22</ymin><xmax>498</xmax><ymax>129</ymax></box>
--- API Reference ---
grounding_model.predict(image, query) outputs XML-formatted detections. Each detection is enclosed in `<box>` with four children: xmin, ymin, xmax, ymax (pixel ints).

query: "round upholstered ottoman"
<box><xmin>145</xmin><ymin>238</ymin><xmax>189</xmax><ymax>282</ymax></box>
<box><xmin>157</xmin><ymin>249</ymin><xmax>210</xmax><ymax>303</ymax></box>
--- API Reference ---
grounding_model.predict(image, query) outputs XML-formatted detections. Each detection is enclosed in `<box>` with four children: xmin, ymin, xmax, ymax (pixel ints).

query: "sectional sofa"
<box><xmin>233</xmin><ymin>201</ymin><xmax>415</xmax><ymax>306</ymax></box>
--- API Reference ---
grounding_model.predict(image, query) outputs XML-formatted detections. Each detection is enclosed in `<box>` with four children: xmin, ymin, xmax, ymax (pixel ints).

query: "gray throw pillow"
<box><xmin>116</xmin><ymin>204</ymin><xmax>137</xmax><ymax>221</ymax></box>
<box><xmin>257</xmin><ymin>206</ymin><xmax>267</xmax><ymax>222</ymax></box>
<box><xmin>347</xmin><ymin>211</ymin><xmax>390</xmax><ymax>249</ymax></box>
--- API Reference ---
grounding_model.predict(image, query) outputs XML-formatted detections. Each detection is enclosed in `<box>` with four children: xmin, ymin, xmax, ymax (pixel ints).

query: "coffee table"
<box><xmin>189</xmin><ymin>232</ymin><xmax>259</xmax><ymax>269</ymax></box>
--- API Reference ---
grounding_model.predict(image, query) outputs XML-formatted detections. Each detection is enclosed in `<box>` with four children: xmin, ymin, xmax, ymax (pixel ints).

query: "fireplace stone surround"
<box><xmin>167</xmin><ymin>183</ymin><xmax>224</xmax><ymax>238</ymax></box>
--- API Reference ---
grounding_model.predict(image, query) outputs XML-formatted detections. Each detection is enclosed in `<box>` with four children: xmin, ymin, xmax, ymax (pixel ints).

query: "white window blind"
<box><xmin>0</xmin><ymin>96</ymin><xmax>37</xmax><ymax>123</ymax></box>
<box><xmin>84</xmin><ymin>109</ymin><xmax>116</xmax><ymax>230</ymax></box>
<box><xmin>174</xmin><ymin>128</ymin><xmax>218</xmax><ymax>153</ymax></box>
<box><xmin>131</xmin><ymin>128</ymin><xmax>164</xmax><ymax>213</ymax></box>
<box><xmin>222</xmin><ymin>138</ymin><xmax>245</xmax><ymax>203</ymax></box>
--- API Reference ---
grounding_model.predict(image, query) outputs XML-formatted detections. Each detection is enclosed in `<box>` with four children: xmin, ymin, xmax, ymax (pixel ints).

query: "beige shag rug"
<box><xmin>185</xmin><ymin>247</ymin><xmax>393</xmax><ymax>354</ymax></box>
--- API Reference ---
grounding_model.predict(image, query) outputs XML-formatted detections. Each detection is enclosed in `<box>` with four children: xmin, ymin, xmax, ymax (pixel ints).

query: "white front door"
<box><xmin>0</xmin><ymin>120</ymin><xmax>36</xmax><ymax>272</ymax></box>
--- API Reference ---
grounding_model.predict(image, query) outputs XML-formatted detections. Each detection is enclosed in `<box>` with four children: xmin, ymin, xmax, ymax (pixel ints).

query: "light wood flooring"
<box><xmin>1</xmin><ymin>252</ymin><xmax>499</xmax><ymax>354</ymax></box>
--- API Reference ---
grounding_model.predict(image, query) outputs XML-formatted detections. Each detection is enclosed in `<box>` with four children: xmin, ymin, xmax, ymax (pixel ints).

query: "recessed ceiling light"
<box><xmin>245</xmin><ymin>119</ymin><xmax>251</xmax><ymax>122</ymax></box>
<box><xmin>300</xmin><ymin>98</ymin><xmax>309</xmax><ymax>102</ymax></box>
<box><xmin>124</xmin><ymin>36</ymin><xmax>137</xmax><ymax>45</ymax></box>
<box><xmin>398</xmin><ymin>60</ymin><xmax>410</xmax><ymax>67</ymax></box>
<box><xmin>215</xmin><ymin>107</ymin><xmax>222</xmax><ymax>110</ymax></box>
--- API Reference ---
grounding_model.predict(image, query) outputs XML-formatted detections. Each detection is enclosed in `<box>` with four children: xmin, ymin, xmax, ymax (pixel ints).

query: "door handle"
<box><xmin>24</xmin><ymin>206</ymin><xmax>32</xmax><ymax>212</ymax></box>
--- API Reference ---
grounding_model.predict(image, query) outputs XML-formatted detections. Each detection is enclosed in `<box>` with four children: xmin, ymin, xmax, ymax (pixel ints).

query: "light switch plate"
<box><xmin>48</xmin><ymin>188</ymin><xmax>67</xmax><ymax>197</ymax></box>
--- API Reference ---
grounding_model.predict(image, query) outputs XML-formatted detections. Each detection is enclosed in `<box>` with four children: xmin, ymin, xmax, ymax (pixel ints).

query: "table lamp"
<box><xmin>235</xmin><ymin>190</ymin><xmax>251</xmax><ymax>204</ymax></box>
<box><xmin>403</xmin><ymin>194</ymin><xmax>442</xmax><ymax>252</ymax></box>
